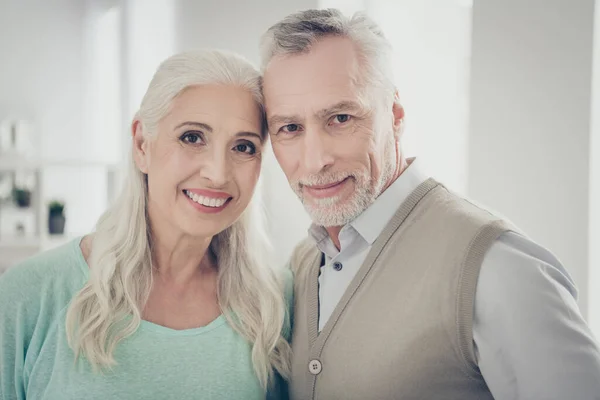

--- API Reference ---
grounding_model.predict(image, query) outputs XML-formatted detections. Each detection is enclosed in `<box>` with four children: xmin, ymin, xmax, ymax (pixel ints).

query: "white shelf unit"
<box><xmin>0</xmin><ymin>154</ymin><xmax>120</xmax><ymax>273</ymax></box>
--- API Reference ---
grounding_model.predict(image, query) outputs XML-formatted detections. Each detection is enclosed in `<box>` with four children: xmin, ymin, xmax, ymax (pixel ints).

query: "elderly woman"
<box><xmin>0</xmin><ymin>50</ymin><xmax>291</xmax><ymax>399</ymax></box>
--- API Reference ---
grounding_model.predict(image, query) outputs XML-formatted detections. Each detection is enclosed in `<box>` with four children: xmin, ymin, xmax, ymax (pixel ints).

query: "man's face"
<box><xmin>263</xmin><ymin>35</ymin><xmax>401</xmax><ymax>227</ymax></box>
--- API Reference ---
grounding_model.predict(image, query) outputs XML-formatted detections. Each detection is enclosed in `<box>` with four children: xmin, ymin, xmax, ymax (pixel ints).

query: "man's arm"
<box><xmin>474</xmin><ymin>231</ymin><xmax>600</xmax><ymax>399</ymax></box>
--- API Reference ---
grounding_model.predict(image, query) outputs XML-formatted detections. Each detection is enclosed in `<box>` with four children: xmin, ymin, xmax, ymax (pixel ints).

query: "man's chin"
<box><xmin>304</xmin><ymin>204</ymin><xmax>356</xmax><ymax>227</ymax></box>
<box><xmin>303</xmin><ymin>192</ymin><xmax>375</xmax><ymax>227</ymax></box>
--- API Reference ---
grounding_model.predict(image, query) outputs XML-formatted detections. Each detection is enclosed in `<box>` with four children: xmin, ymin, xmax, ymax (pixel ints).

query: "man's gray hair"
<box><xmin>260</xmin><ymin>8</ymin><xmax>396</xmax><ymax>101</ymax></box>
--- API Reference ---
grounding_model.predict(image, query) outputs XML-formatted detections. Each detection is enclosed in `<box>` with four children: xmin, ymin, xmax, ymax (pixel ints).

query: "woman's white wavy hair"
<box><xmin>65</xmin><ymin>50</ymin><xmax>292</xmax><ymax>389</ymax></box>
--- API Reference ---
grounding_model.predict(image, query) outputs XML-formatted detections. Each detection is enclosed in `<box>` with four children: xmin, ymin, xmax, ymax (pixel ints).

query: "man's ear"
<box><xmin>132</xmin><ymin>120</ymin><xmax>149</xmax><ymax>174</ymax></box>
<box><xmin>392</xmin><ymin>90</ymin><xmax>405</xmax><ymax>139</ymax></box>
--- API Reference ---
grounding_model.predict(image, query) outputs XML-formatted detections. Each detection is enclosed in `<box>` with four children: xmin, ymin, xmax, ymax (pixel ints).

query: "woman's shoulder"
<box><xmin>0</xmin><ymin>239</ymin><xmax>90</xmax><ymax>398</ymax></box>
<box><xmin>0</xmin><ymin>238</ymin><xmax>88</xmax><ymax>312</ymax></box>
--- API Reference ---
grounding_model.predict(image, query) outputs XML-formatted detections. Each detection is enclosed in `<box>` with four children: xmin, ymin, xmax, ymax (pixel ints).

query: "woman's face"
<box><xmin>133</xmin><ymin>84</ymin><xmax>264</xmax><ymax>240</ymax></box>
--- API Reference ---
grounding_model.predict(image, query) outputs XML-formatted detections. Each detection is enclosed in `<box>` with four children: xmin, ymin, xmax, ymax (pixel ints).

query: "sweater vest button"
<box><xmin>308</xmin><ymin>359</ymin><xmax>322</xmax><ymax>375</ymax></box>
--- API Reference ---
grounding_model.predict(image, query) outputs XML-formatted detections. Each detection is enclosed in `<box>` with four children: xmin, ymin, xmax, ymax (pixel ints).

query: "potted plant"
<box><xmin>48</xmin><ymin>200</ymin><xmax>65</xmax><ymax>235</ymax></box>
<box><xmin>12</xmin><ymin>187</ymin><xmax>32</xmax><ymax>208</ymax></box>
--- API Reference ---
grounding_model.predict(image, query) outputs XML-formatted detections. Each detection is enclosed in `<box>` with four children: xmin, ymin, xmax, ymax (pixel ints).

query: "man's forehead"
<box><xmin>263</xmin><ymin>37</ymin><xmax>362</xmax><ymax>89</ymax></box>
<box><xmin>263</xmin><ymin>39</ymin><xmax>365</xmax><ymax>116</ymax></box>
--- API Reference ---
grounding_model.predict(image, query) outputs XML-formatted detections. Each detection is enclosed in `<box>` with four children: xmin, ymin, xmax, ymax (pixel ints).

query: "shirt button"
<box><xmin>308</xmin><ymin>359</ymin><xmax>322</xmax><ymax>375</ymax></box>
<box><xmin>333</xmin><ymin>261</ymin><xmax>343</xmax><ymax>271</ymax></box>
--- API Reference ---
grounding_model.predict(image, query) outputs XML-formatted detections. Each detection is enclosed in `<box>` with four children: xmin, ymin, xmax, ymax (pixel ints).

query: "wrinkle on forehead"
<box><xmin>263</xmin><ymin>36</ymin><xmax>370</xmax><ymax>116</ymax></box>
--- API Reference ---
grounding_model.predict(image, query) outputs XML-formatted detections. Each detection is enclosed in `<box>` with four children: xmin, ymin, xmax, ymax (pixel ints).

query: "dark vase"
<box><xmin>48</xmin><ymin>215</ymin><xmax>65</xmax><ymax>235</ymax></box>
<box><xmin>15</xmin><ymin>191</ymin><xmax>31</xmax><ymax>208</ymax></box>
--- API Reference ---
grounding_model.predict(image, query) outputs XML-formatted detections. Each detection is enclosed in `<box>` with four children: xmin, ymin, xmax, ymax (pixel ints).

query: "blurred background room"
<box><xmin>0</xmin><ymin>0</ymin><xmax>599</xmax><ymax>338</ymax></box>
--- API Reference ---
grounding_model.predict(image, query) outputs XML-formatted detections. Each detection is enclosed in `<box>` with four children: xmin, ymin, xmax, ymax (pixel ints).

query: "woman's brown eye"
<box><xmin>180</xmin><ymin>131</ymin><xmax>204</xmax><ymax>144</ymax></box>
<box><xmin>234</xmin><ymin>142</ymin><xmax>256</xmax><ymax>155</ymax></box>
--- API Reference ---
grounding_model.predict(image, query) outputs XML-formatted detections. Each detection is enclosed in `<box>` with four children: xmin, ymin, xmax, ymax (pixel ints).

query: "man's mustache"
<box><xmin>293</xmin><ymin>172</ymin><xmax>360</xmax><ymax>189</ymax></box>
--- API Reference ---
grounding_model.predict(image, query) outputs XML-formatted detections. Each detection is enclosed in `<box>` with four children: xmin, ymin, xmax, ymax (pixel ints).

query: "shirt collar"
<box><xmin>308</xmin><ymin>157</ymin><xmax>429</xmax><ymax>246</ymax></box>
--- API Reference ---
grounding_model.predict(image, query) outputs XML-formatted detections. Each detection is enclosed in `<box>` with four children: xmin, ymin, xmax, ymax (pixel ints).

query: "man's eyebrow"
<box><xmin>267</xmin><ymin>114</ymin><xmax>303</xmax><ymax>127</ymax></box>
<box><xmin>174</xmin><ymin>121</ymin><xmax>213</xmax><ymax>132</ymax></box>
<box><xmin>316</xmin><ymin>101</ymin><xmax>364</xmax><ymax>119</ymax></box>
<box><xmin>267</xmin><ymin>101</ymin><xmax>365</xmax><ymax>126</ymax></box>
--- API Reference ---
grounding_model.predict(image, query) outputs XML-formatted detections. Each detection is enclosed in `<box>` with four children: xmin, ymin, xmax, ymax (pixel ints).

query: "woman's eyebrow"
<box><xmin>174</xmin><ymin>121</ymin><xmax>213</xmax><ymax>132</ymax></box>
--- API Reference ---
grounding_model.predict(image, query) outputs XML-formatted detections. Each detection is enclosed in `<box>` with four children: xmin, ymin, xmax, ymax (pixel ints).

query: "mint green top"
<box><xmin>0</xmin><ymin>239</ymin><xmax>291</xmax><ymax>400</ymax></box>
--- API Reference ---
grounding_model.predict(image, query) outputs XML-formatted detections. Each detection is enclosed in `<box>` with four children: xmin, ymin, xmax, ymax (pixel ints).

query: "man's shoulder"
<box><xmin>423</xmin><ymin>183</ymin><xmax>520</xmax><ymax>233</ymax></box>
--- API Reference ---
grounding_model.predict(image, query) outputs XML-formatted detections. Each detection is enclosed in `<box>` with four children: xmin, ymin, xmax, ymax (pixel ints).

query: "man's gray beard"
<box><xmin>300</xmin><ymin>160</ymin><xmax>396</xmax><ymax>228</ymax></box>
<box><xmin>301</xmin><ymin>180</ymin><xmax>374</xmax><ymax>227</ymax></box>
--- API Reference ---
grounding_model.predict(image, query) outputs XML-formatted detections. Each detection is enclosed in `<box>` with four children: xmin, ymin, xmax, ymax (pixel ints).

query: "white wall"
<box><xmin>368</xmin><ymin>0</ymin><xmax>472</xmax><ymax>194</ymax></box>
<box><xmin>174</xmin><ymin>0</ymin><xmax>317</xmax><ymax>65</ymax></box>
<box><xmin>588</xmin><ymin>0</ymin><xmax>600</xmax><ymax>335</ymax></box>
<box><xmin>84</xmin><ymin>0</ymin><xmax>122</xmax><ymax>165</ymax></box>
<box><xmin>123</xmin><ymin>0</ymin><xmax>175</xmax><ymax>123</ymax></box>
<box><xmin>468</xmin><ymin>0</ymin><xmax>595</xmax><ymax>318</ymax></box>
<box><xmin>0</xmin><ymin>0</ymin><xmax>109</xmax><ymax>237</ymax></box>
<box><xmin>173</xmin><ymin>0</ymin><xmax>318</xmax><ymax>266</ymax></box>
<box><xmin>0</xmin><ymin>0</ymin><xmax>84</xmax><ymax>159</ymax></box>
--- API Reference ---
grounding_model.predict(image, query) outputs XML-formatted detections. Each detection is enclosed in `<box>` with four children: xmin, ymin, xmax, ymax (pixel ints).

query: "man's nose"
<box><xmin>302</xmin><ymin>128</ymin><xmax>335</xmax><ymax>174</ymax></box>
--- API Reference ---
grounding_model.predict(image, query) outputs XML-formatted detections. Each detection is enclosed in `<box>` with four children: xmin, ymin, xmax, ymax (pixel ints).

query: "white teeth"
<box><xmin>184</xmin><ymin>190</ymin><xmax>228</xmax><ymax>208</ymax></box>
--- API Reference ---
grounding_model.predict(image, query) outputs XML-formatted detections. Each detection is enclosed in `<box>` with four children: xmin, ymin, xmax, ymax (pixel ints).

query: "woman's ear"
<box><xmin>392</xmin><ymin>90</ymin><xmax>405</xmax><ymax>139</ymax></box>
<box><xmin>132</xmin><ymin>120</ymin><xmax>149</xmax><ymax>174</ymax></box>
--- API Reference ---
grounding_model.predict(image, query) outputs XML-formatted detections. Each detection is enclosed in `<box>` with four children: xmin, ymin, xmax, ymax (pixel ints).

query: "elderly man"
<box><xmin>260</xmin><ymin>8</ymin><xmax>600</xmax><ymax>400</ymax></box>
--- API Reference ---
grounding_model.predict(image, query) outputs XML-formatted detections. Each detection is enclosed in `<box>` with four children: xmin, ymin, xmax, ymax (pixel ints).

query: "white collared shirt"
<box><xmin>309</xmin><ymin>158</ymin><xmax>600</xmax><ymax>399</ymax></box>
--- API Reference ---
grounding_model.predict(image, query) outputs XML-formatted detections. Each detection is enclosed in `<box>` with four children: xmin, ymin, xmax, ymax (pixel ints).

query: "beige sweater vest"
<box><xmin>288</xmin><ymin>178</ymin><xmax>514</xmax><ymax>400</ymax></box>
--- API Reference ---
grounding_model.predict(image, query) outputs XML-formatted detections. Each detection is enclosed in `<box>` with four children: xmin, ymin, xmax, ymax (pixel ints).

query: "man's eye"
<box><xmin>180</xmin><ymin>131</ymin><xmax>204</xmax><ymax>144</ymax></box>
<box><xmin>280</xmin><ymin>124</ymin><xmax>301</xmax><ymax>133</ymax></box>
<box><xmin>332</xmin><ymin>114</ymin><xmax>351</xmax><ymax>124</ymax></box>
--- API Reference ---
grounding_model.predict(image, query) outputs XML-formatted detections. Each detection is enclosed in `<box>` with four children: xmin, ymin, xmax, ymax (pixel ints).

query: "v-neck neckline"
<box><xmin>306</xmin><ymin>178</ymin><xmax>439</xmax><ymax>354</ymax></box>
